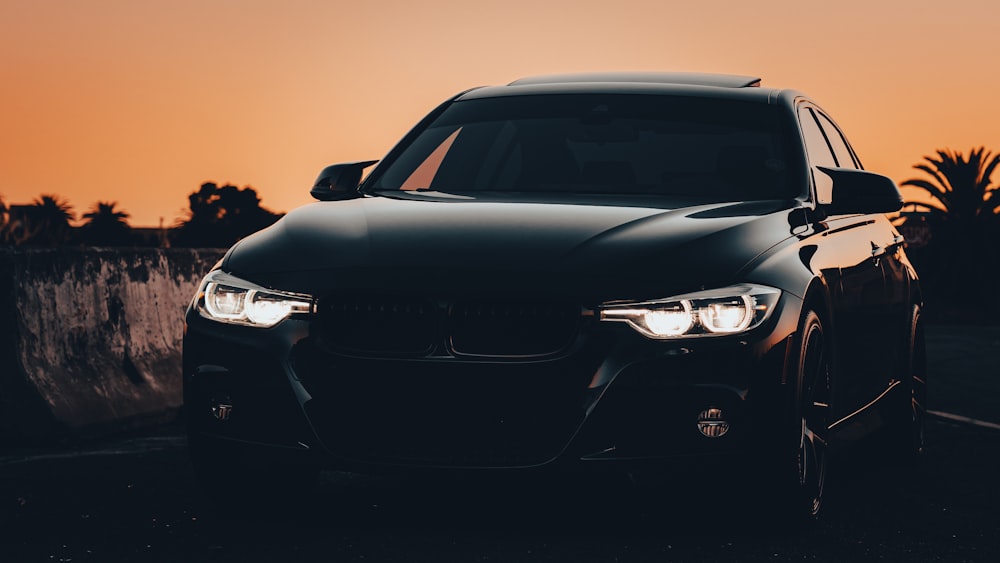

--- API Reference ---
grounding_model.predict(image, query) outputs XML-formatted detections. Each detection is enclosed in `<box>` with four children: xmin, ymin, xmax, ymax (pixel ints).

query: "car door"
<box><xmin>798</xmin><ymin>104</ymin><xmax>893</xmax><ymax>425</ymax></box>
<box><xmin>813</xmin><ymin>109</ymin><xmax>908</xmax><ymax>401</ymax></box>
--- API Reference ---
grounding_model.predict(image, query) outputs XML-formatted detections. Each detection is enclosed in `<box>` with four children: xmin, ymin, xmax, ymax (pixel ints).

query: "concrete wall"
<box><xmin>1</xmin><ymin>248</ymin><xmax>225</xmax><ymax>444</ymax></box>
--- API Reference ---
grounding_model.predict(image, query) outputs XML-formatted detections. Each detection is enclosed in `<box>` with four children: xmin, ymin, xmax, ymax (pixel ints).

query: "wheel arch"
<box><xmin>781</xmin><ymin>274</ymin><xmax>836</xmax><ymax>391</ymax></box>
<box><xmin>801</xmin><ymin>276</ymin><xmax>835</xmax><ymax>331</ymax></box>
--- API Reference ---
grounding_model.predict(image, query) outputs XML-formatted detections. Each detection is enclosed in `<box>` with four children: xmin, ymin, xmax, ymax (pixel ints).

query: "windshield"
<box><xmin>369</xmin><ymin>94</ymin><xmax>801</xmax><ymax>201</ymax></box>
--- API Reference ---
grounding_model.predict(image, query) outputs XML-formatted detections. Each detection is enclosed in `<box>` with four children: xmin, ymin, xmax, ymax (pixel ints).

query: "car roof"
<box><xmin>458</xmin><ymin>72</ymin><xmax>792</xmax><ymax>104</ymax></box>
<box><xmin>509</xmin><ymin>72</ymin><xmax>762</xmax><ymax>88</ymax></box>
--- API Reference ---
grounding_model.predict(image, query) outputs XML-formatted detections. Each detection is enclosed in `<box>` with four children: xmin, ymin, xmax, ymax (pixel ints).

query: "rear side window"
<box><xmin>798</xmin><ymin>107</ymin><xmax>837</xmax><ymax>204</ymax></box>
<box><xmin>814</xmin><ymin>111</ymin><xmax>860</xmax><ymax>170</ymax></box>
<box><xmin>372</xmin><ymin>94</ymin><xmax>803</xmax><ymax>202</ymax></box>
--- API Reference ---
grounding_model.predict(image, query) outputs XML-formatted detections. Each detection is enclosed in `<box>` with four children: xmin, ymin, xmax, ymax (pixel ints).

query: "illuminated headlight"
<box><xmin>195</xmin><ymin>270</ymin><xmax>314</xmax><ymax>328</ymax></box>
<box><xmin>599</xmin><ymin>284</ymin><xmax>780</xmax><ymax>339</ymax></box>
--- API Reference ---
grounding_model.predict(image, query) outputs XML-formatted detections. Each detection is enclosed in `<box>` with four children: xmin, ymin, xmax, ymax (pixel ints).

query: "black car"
<box><xmin>183</xmin><ymin>72</ymin><xmax>926</xmax><ymax>521</ymax></box>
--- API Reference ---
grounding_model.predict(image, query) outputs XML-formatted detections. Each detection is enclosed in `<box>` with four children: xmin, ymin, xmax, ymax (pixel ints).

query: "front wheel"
<box><xmin>791</xmin><ymin>310</ymin><xmax>831</xmax><ymax>519</ymax></box>
<box><xmin>757</xmin><ymin>309</ymin><xmax>831</xmax><ymax>524</ymax></box>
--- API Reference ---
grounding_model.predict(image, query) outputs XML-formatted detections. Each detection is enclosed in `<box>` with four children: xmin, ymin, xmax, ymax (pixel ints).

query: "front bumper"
<box><xmin>183</xmin><ymin>292</ymin><xmax>802</xmax><ymax>473</ymax></box>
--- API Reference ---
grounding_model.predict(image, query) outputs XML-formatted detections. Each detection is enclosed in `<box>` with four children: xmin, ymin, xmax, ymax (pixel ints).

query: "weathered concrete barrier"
<box><xmin>0</xmin><ymin>248</ymin><xmax>225</xmax><ymax>444</ymax></box>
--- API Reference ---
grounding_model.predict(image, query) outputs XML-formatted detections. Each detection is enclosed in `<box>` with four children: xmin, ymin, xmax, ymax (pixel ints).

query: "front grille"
<box><xmin>448</xmin><ymin>300</ymin><xmax>580</xmax><ymax>357</ymax></box>
<box><xmin>316</xmin><ymin>295</ymin><xmax>581</xmax><ymax>358</ymax></box>
<box><xmin>318</xmin><ymin>297</ymin><xmax>438</xmax><ymax>357</ymax></box>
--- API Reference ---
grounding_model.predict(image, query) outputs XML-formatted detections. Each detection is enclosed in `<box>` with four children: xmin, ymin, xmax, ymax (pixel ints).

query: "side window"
<box><xmin>798</xmin><ymin>107</ymin><xmax>836</xmax><ymax>204</ymax></box>
<box><xmin>815</xmin><ymin>112</ymin><xmax>859</xmax><ymax>170</ymax></box>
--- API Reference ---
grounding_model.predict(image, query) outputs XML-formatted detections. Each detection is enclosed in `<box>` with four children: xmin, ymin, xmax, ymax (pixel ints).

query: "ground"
<box><xmin>1</xmin><ymin>325</ymin><xmax>998</xmax><ymax>562</ymax></box>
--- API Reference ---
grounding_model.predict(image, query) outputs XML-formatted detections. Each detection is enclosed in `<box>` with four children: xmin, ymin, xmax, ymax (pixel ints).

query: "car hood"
<box><xmin>224</xmin><ymin>194</ymin><xmax>802</xmax><ymax>299</ymax></box>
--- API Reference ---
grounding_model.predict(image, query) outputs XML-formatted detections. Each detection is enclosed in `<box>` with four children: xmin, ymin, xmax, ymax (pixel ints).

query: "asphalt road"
<box><xmin>2</xmin><ymin>419</ymin><xmax>999</xmax><ymax>562</ymax></box>
<box><xmin>2</xmin><ymin>325</ymin><xmax>999</xmax><ymax>562</ymax></box>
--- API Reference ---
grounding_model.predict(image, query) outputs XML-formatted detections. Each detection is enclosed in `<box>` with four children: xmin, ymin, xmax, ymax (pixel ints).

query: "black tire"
<box><xmin>188</xmin><ymin>434</ymin><xmax>320</xmax><ymax>510</ymax></box>
<box><xmin>884</xmin><ymin>304</ymin><xmax>927</xmax><ymax>462</ymax></box>
<box><xmin>759</xmin><ymin>309</ymin><xmax>831</xmax><ymax>524</ymax></box>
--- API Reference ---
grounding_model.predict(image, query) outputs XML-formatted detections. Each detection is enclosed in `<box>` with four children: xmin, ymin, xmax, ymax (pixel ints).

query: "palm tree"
<box><xmin>899</xmin><ymin>148</ymin><xmax>1000</xmax><ymax>317</ymax></box>
<box><xmin>80</xmin><ymin>201</ymin><xmax>132</xmax><ymax>246</ymax></box>
<box><xmin>900</xmin><ymin>147</ymin><xmax>1000</xmax><ymax>228</ymax></box>
<box><xmin>18</xmin><ymin>195</ymin><xmax>75</xmax><ymax>245</ymax></box>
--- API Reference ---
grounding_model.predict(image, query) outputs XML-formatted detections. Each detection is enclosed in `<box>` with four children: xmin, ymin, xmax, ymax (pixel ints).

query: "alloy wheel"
<box><xmin>797</xmin><ymin>314</ymin><xmax>830</xmax><ymax>517</ymax></box>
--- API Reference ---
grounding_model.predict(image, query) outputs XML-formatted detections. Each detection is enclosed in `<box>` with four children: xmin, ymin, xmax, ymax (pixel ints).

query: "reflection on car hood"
<box><xmin>224</xmin><ymin>195</ymin><xmax>801</xmax><ymax>299</ymax></box>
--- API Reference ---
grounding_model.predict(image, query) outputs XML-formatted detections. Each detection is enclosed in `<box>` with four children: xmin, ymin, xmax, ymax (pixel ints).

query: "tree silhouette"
<box><xmin>79</xmin><ymin>201</ymin><xmax>133</xmax><ymax>246</ymax></box>
<box><xmin>172</xmin><ymin>183</ymin><xmax>281</xmax><ymax>247</ymax></box>
<box><xmin>898</xmin><ymin>147</ymin><xmax>1000</xmax><ymax>320</ymax></box>
<box><xmin>900</xmin><ymin>147</ymin><xmax>1000</xmax><ymax>230</ymax></box>
<box><xmin>0</xmin><ymin>195</ymin><xmax>8</xmax><ymax>243</ymax></box>
<box><xmin>12</xmin><ymin>195</ymin><xmax>76</xmax><ymax>246</ymax></box>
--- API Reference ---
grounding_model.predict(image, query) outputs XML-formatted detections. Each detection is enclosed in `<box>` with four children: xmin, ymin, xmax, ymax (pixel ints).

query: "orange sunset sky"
<box><xmin>2</xmin><ymin>0</ymin><xmax>998</xmax><ymax>227</ymax></box>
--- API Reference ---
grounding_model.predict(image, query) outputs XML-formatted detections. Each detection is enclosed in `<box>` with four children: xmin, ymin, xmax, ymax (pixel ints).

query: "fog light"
<box><xmin>697</xmin><ymin>407</ymin><xmax>729</xmax><ymax>438</ymax></box>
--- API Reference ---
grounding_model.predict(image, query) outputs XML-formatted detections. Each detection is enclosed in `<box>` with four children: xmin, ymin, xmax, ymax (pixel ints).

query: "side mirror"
<box><xmin>310</xmin><ymin>160</ymin><xmax>379</xmax><ymax>201</ymax></box>
<box><xmin>818</xmin><ymin>166</ymin><xmax>903</xmax><ymax>215</ymax></box>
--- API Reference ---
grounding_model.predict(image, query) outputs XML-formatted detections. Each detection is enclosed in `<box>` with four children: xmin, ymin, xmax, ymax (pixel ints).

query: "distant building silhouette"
<box><xmin>131</xmin><ymin>218</ymin><xmax>171</xmax><ymax>248</ymax></box>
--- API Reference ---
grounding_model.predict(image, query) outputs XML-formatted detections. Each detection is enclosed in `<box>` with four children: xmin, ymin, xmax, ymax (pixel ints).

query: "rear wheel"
<box><xmin>884</xmin><ymin>304</ymin><xmax>927</xmax><ymax>461</ymax></box>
